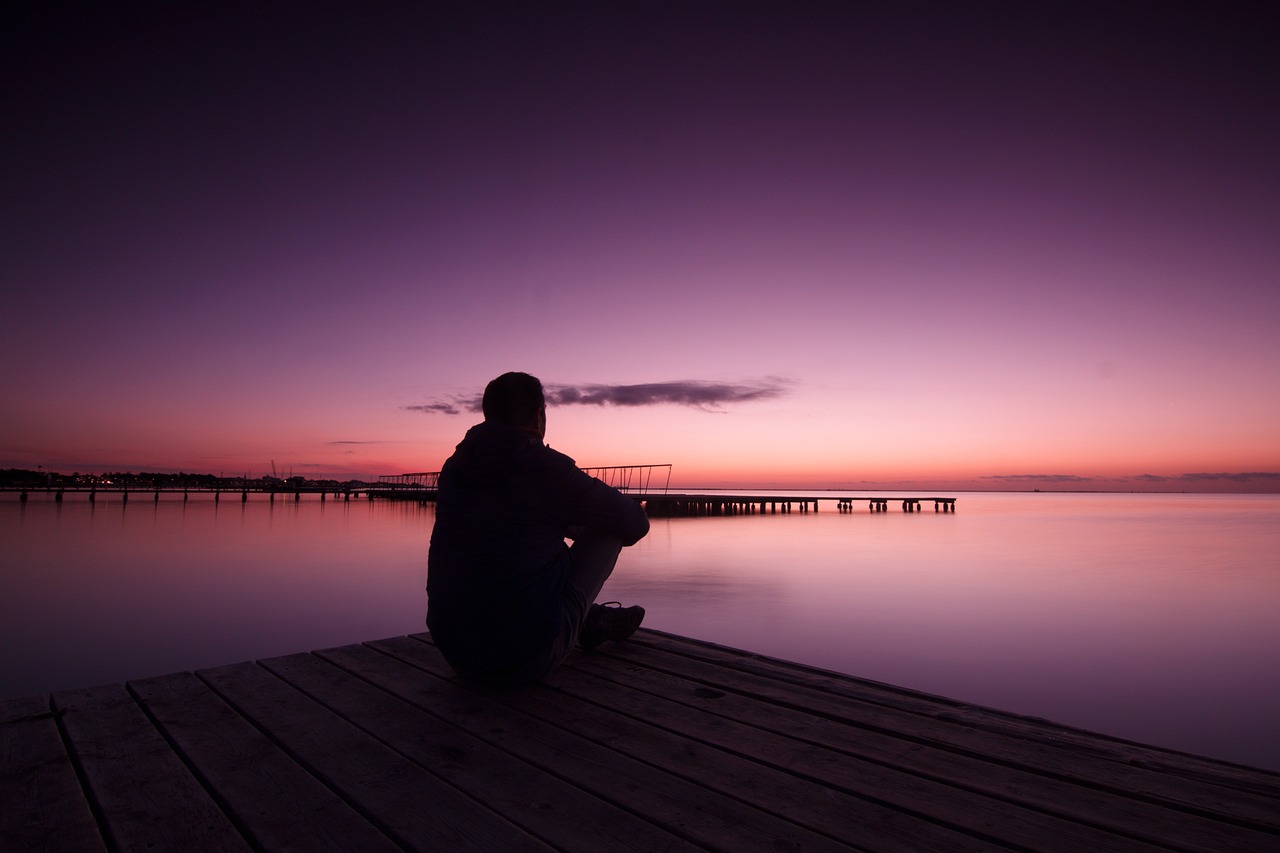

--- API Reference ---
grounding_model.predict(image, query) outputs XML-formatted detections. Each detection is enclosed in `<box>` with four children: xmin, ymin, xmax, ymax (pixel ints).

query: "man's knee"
<box><xmin>569</xmin><ymin>531</ymin><xmax>625</xmax><ymax>563</ymax></box>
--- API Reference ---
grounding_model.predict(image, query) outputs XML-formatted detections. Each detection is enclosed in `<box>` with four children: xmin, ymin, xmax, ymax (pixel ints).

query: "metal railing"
<box><xmin>377</xmin><ymin>465</ymin><xmax>671</xmax><ymax>495</ymax></box>
<box><xmin>579</xmin><ymin>464</ymin><xmax>672</xmax><ymax>494</ymax></box>
<box><xmin>377</xmin><ymin>472</ymin><xmax>440</xmax><ymax>489</ymax></box>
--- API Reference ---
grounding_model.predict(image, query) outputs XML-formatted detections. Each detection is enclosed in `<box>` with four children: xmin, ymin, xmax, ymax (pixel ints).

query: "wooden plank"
<box><xmin>361</xmin><ymin>639</ymin><xmax>1015</xmax><ymax>852</ymax></box>
<box><xmin>337</xmin><ymin>639</ymin><xmax>856</xmax><ymax>853</ymax></box>
<box><xmin>399</xmin><ymin>635</ymin><xmax>1169</xmax><ymax>853</ymax></box>
<box><xmin>632</xmin><ymin>629</ymin><xmax>1280</xmax><ymax>798</ymax></box>
<box><xmin>52</xmin><ymin>683</ymin><xmax>251</xmax><ymax>852</ymax></box>
<box><xmin>551</xmin><ymin>660</ymin><xmax>1153</xmax><ymax>851</ymax></box>
<box><xmin>127</xmin><ymin>672</ymin><xmax>399</xmax><ymax>853</ymax></box>
<box><xmin>197</xmin><ymin>660</ymin><xmax>553</xmax><ymax>852</ymax></box>
<box><xmin>257</xmin><ymin>647</ymin><xmax>696</xmax><ymax>852</ymax></box>
<box><xmin>569</xmin><ymin>643</ymin><xmax>1277</xmax><ymax>853</ymax></box>
<box><xmin>9</xmin><ymin>629</ymin><xmax>1276</xmax><ymax>853</ymax></box>
<box><xmin>619</xmin><ymin>630</ymin><xmax>1280</xmax><ymax>822</ymax></box>
<box><xmin>0</xmin><ymin>694</ymin><xmax>53</xmax><ymax>724</ymax></box>
<box><xmin>0</xmin><ymin>696</ymin><xmax>104</xmax><ymax>852</ymax></box>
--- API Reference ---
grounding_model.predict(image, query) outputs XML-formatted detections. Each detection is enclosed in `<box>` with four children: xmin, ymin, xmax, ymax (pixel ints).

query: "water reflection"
<box><xmin>3</xmin><ymin>491</ymin><xmax>1279</xmax><ymax>771</ymax></box>
<box><xmin>2</xmin><ymin>495</ymin><xmax>431</xmax><ymax>697</ymax></box>
<box><xmin>606</xmin><ymin>496</ymin><xmax>1280</xmax><ymax>771</ymax></box>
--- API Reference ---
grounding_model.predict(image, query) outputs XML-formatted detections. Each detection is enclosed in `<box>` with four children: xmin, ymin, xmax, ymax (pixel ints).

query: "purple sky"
<box><xmin>4</xmin><ymin>3</ymin><xmax>1278</xmax><ymax>490</ymax></box>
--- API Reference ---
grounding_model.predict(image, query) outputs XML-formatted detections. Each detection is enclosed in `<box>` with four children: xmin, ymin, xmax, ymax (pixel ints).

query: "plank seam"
<box><xmin>51</xmin><ymin>695</ymin><xmax>117</xmax><ymax>853</ymax></box>
<box><xmin>124</xmin><ymin>680</ymin><xmax>263</xmax><ymax>853</ymax></box>
<box><xmin>546</xmin><ymin>674</ymin><xmax>1020</xmax><ymax>852</ymax></box>
<box><xmin>546</xmin><ymin>663</ymin><xmax>1167</xmax><ymax>853</ymax></box>
<box><xmin>630</xmin><ymin>633</ymin><xmax>1142</xmax><ymax>741</ymax></box>
<box><xmin>576</xmin><ymin>644</ymin><xmax>1277</xmax><ymax>848</ymax></box>
<box><xmin>365</xmin><ymin>639</ymin><xmax>786</xmax><ymax>852</ymax></box>
<box><xmin>411</xmin><ymin>632</ymin><xmax>1280</xmax><ymax>847</ymax></box>
<box><xmin>255</xmin><ymin>651</ymin><xmax>565</xmax><ymax>853</ymax></box>
<box><xmin>614</xmin><ymin>636</ymin><xmax>1280</xmax><ymax>817</ymax></box>
<box><xmin>632</xmin><ymin>631</ymin><xmax>1280</xmax><ymax>794</ymax></box>
<box><xmin>639</xmin><ymin>629</ymin><xmax>975</xmax><ymax>706</ymax></box>
<box><xmin>194</xmin><ymin>664</ymin><xmax>420</xmax><ymax>853</ymax></box>
<box><xmin>396</xmin><ymin>636</ymin><xmax>995</xmax><ymax>853</ymax></box>
<box><xmin>339</xmin><ymin>643</ymin><xmax>716</xmax><ymax>852</ymax></box>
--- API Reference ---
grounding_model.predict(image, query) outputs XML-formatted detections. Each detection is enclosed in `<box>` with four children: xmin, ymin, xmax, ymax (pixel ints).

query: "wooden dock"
<box><xmin>640</xmin><ymin>494</ymin><xmax>956</xmax><ymax>516</ymax></box>
<box><xmin>5</xmin><ymin>487</ymin><xmax>958</xmax><ymax>514</ymax></box>
<box><xmin>5</xmin><ymin>630</ymin><xmax>1277</xmax><ymax>852</ymax></box>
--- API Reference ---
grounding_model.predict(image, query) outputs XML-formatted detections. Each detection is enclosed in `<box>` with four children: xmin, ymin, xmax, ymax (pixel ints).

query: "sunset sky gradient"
<box><xmin>4</xmin><ymin>3</ymin><xmax>1278</xmax><ymax>490</ymax></box>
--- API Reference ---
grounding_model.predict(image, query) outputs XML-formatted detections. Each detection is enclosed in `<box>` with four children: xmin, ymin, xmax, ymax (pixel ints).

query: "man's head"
<box><xmin>482</xmin><ymin>372</ymin><xmax>546</xmax><ymax>438</ymax></box>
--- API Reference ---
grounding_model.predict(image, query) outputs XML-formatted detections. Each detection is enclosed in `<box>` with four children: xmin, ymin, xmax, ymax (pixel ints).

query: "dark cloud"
<box><xmin>1178</xmin><ymin>472</ymin><xmax>1280</xmax><ymax>483</ymax></box>
<box><xmin>406</xmin><ymin>379</ymin><xmax>790</xmax><ymax>415</ymax></box>
<box><xmin>982</xmin><ymin>474</ymin><xmax>1095</xmax><ymax>483</ymax></box>
<box><xmin>404</xmin><ymin>402</ymin><xmax>462</xmax><ymax>415</ymax></box>
<box><xmin>1132</xmin><ymin>472</ymin><xmax>1280</xmax><ymax>484</ymax></box>
<box><xmin>545</xmin><ymin>380</ymin><xmax>788</xmax><ymax>410</ymax></box>
<box><xmin>986</xmin><ymin>472</ymin><xmax>1280</xmax><ymax>490</ymax></box>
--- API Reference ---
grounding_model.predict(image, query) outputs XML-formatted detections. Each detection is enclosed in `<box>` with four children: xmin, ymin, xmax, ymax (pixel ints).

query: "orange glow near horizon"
<box><xmin>8</xmin><ymin>363</ymin><xmax>1279</xmax><ymax>493</ymax></box>
<box><xmin>16</xmin><ymin>420</ymin><xmax>1277</xmax><ymax>494</ymax></box>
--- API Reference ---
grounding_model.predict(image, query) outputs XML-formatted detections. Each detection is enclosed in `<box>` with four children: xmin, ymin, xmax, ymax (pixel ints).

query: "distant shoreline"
<box><xmin>4</xmin><ymin>468</ymin><xmax>1277</xmax><ymax>496</ymax></box>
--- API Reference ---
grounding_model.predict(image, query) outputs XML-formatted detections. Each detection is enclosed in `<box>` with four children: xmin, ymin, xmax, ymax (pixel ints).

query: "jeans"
<box><xmin>464</xmin><ymin>530</ymin><xmax>624</xmax><ymax>685</ymax></box>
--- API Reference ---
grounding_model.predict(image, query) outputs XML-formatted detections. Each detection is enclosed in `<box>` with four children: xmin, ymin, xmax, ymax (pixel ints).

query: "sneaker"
<box><xmin>578</xmin><ymin>601</ymin><xmax>645</xmax><ymax>650</ymax></box>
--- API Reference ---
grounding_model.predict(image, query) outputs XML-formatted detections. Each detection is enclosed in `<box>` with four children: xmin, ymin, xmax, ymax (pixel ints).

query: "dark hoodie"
<box><xmin>426</xmin><ymin>421</ymin><xmax>649</xmax><ymax>677</ymax></box>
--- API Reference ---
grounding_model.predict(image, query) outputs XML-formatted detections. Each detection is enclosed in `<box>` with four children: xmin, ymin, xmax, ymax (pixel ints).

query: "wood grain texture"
<box><xmin>4</xmin><ymin>630</ymin><xmax>1277</xmax><ymax>852</ymax></box>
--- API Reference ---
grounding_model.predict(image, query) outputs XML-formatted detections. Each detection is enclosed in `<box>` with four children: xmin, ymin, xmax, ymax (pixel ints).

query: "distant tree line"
<box><xmin>0</xmin><ymin>468</ymin><xmax>374</xmax><ymax>490</ymax></box>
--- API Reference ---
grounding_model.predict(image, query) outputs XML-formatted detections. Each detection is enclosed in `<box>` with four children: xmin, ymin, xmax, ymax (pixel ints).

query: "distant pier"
<box><xmin>838</xmin><ymin>496</ymin><xmax>956</xmax><ymax>513</ymax></box>
<box><xmin>5</xmin><ymin>463</ymin><xmax>955</xmax><ymax>514</ymax></box>
<box><xmin>370</xmin><ymin>468</ymin><xmax>956</xmax><ymax>515</ymax></box>
<box><xmin>369</xmin><ymin>490</ymin><xmax>956</xmax><ymax>515</ymax></box>
<box><xmin>372</xmin><ymin>467</ymin><xmax>956</xmax><ymax>515</ymax></box>
<box><xmin>641</xmin><ymin>494</ymin><xmax>956</xmax><ymax>515</ymax></box>
<box><xmin>4</xmin><ymin>485</ymin><xmax>373</xmax><ymax>504</ymax></box>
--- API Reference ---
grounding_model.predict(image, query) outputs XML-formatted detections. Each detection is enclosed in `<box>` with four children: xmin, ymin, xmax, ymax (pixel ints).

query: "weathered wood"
<box><xmin>624</xmin><ymin>630</ymin><xmax>1280</xmax><ymax>809</ymax></box>
<box><xmin>348</xmin><ymin>638</ymin><xmax>854</xmax><ymax>852</ymax></box>
<box><xmin>372</xmin><ymin>636</ymin><xmax>1014</xmax><ymax>852</ymax></box>
<box><xmin>127</xmin><ymin>671</ymin><xmax>399</xmax><ymax>853</ymax></box>
<box><xmin>257</xmin><ymin>647</ymin><xmax>696</xmax><ymax>852</ymax></box>
<box><xmin>0</xmin><ymin>696</ymin><xmax>104</xmax><ymax>852</ymax></box>
<box><xmin>197</xmin><ymin>660</ymin><xmax>552</xmax><ymax>852</ymax></box>
<box><xmin>406</xmin><ymin>635</ymin><xmax>1174</xmax><ymax>852</ymax></box>
<box><xmin>6</xmin><ymin>630</ymin><xmax>1278</xmax><ymax>853</ymax></box>
<box><xmin>550</xmin><ymin>660</ymin><xmax>1153</xmax><ymax>852</ymax></box>
<box><xmin>572</xmin><ymin>638</ymin><xmax>1274</xmax><ymax>852</ymax></box>
<box><xmin>0</xmin><ymin>694</ymin><xmax>53</xmax><ymax>724</ymax></box>
<box><xmin>53</xmin><ymin>683</ymin><xmax>251</xmax><ymax>852</ymax></box>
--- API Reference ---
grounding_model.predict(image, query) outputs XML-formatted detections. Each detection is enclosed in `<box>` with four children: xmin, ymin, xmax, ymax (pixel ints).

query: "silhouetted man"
<box><xmin>427</xmin><ymin>371</ymin><xmax>650</xmax><ymax>683</ymax></box>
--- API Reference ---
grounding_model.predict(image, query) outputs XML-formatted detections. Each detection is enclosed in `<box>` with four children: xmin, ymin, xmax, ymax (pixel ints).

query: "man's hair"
<box><xmin>482</xmin><ymin>372</ymin><xmax>545</xmax><ymax>426</ymax></box>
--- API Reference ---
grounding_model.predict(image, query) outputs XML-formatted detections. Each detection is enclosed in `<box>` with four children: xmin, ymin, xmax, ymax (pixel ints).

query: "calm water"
<box><xmin>3</xmin><ymin>490</ymin><xmax>1279</xmax><ymax>772</ymax></box>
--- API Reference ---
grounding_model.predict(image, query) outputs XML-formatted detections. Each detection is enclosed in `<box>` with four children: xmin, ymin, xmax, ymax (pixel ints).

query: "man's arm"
<box><xmin>549</xmin><ymin>455</ymin><xmax>650</xmax><ymax>545</ymax></box>
<box><xmin>571</xmin><ymin>475</ymin><xmax>650</xmax><ymax>545</ymax></box>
